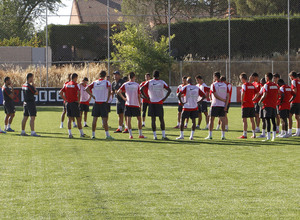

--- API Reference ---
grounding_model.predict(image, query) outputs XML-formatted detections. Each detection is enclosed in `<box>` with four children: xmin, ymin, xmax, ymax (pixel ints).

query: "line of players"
<box><xmin>1</xmin><ymin>70</ymin><xmax>300</xmax><ymax>141</ymax></box>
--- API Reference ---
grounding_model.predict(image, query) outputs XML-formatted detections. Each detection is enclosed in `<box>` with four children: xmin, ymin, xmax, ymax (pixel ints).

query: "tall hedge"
<box><xmin>156</xmin><ymin>17</ymin><xmax>300</xmax><ymax>59</ymax></box>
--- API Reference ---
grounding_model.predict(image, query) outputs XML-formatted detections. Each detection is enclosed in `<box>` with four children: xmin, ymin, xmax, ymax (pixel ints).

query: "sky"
<box><xmin>47</xmin><ymin>0</ymin><xmax>73</xmax><ymax>25</ymax></box>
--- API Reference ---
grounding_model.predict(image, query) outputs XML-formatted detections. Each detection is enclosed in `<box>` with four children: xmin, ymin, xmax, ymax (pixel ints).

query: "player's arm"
<box><xmin>77</xmin><ymin>89</ymin><xmax>81</xmax><ymax>103</ymax></box>
<box><xmin>224</xmin><ymin>93</ymin><xmax>229</xmax><ymax>111</ymax></box>
<box><xmin>241</xmin><ymin>90</ymin><xmax>245</xmax><ymax>107</ymax></box>
<box><xmin>213</xmin><ymin>92</ymin><xmax>226</xmax><ymax>102</ymax></box>
<box><xmin>259</xmin><ymin>92</ymin><xmax>267</xmax><ymax>104</ymax></box>
<box><xmin>177</xmin><ymin>91</ymin><xmax>184</xmax><ymax>105</ymax></box>
<box><xmin>138</xmin><ymin>93</ymin><xmax>141</xmax><ymax>107</ymax></box>
<box><xmin>140</xmin><ymin>85</ymin><xmax>150</xmax><ymax>101</ymax></box>
<box><xmin>117</xmin><ymin>89</ymin><xmax>127</xmax><ymax>102</ymax></box>
<box><xmin>59</xmin><ymin>90</ymin><xmax>67</xmax><ymax>102</ymax></box>
<box><xmin>85</xmin><ymin>86</ymin><xmax>95</xmax><ymax>100</ymax></box>
<box><xmin>197</xmin><ymin>91</ymin><xmax>206</xmax><ymax>104</ymax></box>
<box><xmin>31</xmin><ymin>83</ymin><xmax>38</xmax><ymax>95</ymax></box>
<box><xmin>106</xmin><ymin>87</ymin><xmax>111</xmax><ymax>103</ymax></box>
<box><xmin>289</xmin><ymin>93</ymin><xmax>296</xmax><ymax>103</ymax></box>
<box><xmin>162</xmin><ymin>87</ymin><xmax>171</xmax><ymax>102</ymax></box>
<box><xmin>280</xmin><ymin>92</ymin><xmax>284</xmax><ymax>105</ymax></box>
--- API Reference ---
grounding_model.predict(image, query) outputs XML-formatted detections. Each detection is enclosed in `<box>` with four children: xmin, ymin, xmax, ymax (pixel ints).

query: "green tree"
<box><xmin>111</xmin><ymin>23</ymin><xmax>174</xmax><ymax>78</ymax></box>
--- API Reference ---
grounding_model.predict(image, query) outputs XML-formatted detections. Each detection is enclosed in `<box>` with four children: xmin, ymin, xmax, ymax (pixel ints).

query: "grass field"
<box><xmin>0</xmin><ymin>106</ymin><xmax>299</xmax><ymax>219</ymax></box>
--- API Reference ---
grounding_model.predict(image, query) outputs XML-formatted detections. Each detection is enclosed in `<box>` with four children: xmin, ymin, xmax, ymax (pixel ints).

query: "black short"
<box><xmin>279</xmin><ymin>109</ymin><xmax>290</xmax><ymax>119</ymax></box>
<box><xmin>178</xmin><ymin>105</ymin><xmax>183</xmax><ymax>112</ymax></box>
<box><xmin>210</xmin><ymin>107</ymin><xmax>225</xmax><ymax>117</ymax></box>
<box><xmin>182</xmin><ymin>110</ymin><xmax>198</xmax><ymax>119</ymax></box>
<box><xmin>254</xmin><ymin>103</ymin><xmax>260</xmax><ymax>114</ymax></box>
<box><xmin>117</xmin><ymin>102</ymin><xmax>125</xmax><ymax>114</ymax></box>
<box><xmin>125</xmin><ymin>106</ymin><xmax>141</xmax><ymax>117</ymax></box>
<box><xmin>242</xmin><ymin>107</ymin><xmax>255</xmax><ymax>118</ymax></box>
<box><xmin>67</xmin><ymin>102</ymin><xmax>80</xmax><ymax>118</ymax></box>
<box><xmin>79</xmin><ymin>104</ymin><xmax>89</xmax><ymax>112</ymax></box>
<box><xmin>4</xmin><ymin>101</ymin><xmax>15</xmax><ymax>114</ymax></box>
<box><xmin>263</xmin><ymin>107</ymin><xmax>276</xmax><ymax>118</ymax></box>
<box><xmin>259</xmin><ymin>107</ymin><xmax>264</xmax><ymax>119</ymax></box>
<box><xmin>142</xmin><ymin>102</ymin><xmax>149</xmax><ymax>117</ymax></box>
<box><xmin>107</xmin><ymin>103</ymin><xmax>111</xmax><ymax>112</ymax></box>
<box><xmin>198</xmin><ymin>102</ymin><xmax>208</xmax><ymax>113</ymax></box>
<box><xmin>92</xmin><ymin>103</ymin><xmax>108</xmax><ymax>118</ymax></box>
<box><xmin>226</xmin><ymin>103</ymin><xmax>231</xmax><ymax>113</ymax></box>
<box><xmin>23</xmin><ymin>102</ymin><xmax>37</xmax><ymax>117</ymax></box>
<box><xmin>148</xmin><ymin>104</ymin><xmax>164</xmax><ymax>117</ymax></box>
<box><xmin>290</xmin><ymin>103</ymin><xmax>300</xmax><ymax>115</ymax></box>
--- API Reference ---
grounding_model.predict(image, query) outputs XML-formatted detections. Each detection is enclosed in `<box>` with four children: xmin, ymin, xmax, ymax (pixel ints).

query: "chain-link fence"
<box><xmin>0</xmin><ymin>0</ymin><xmax>299</xmax><ymax>87</ymax></box>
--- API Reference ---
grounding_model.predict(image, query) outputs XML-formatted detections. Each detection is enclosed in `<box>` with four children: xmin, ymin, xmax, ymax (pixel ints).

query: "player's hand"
<box><xmin>92</xmin><ymin>95</ymin><xmax>95</xmax><ymax>99</ymax></box>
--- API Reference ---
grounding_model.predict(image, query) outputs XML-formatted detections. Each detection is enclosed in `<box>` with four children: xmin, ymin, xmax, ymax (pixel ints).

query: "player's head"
<box><xmin>26</xmin><ymin>73</ymin><xmax>34</xmax><ymax>83</ymax></box>
<box><xmin>239</xmin><ymin>72</ymin><xmax>248</xmax><ymax>83</ymax></box>
<box><xmin>187</xmin><ymin>77</ymin><xmax>193</xmax><ymax>85</ymax></box>
<box><xmin>298</xmin><ymin>72</ymin><xmax>300</xmax><ymax>79</ymax></box>
<box><xmin>220</xmin><ymin>76</ymin><xmax>226</xmax><ymax>82</ymax></box>
<box><xmin>260</xmin><ymin>77</ymin><xmax>266</xmax><ymax>85</ymax></box>
<box><xmin>265</xmin><ymin>72</ymin><xmax>273</xmax><ymax>82</ymax></box>
<box><xmin>153</xmin><ymin>70</ymin><xmax>160</xmax><ymax>79</ymax></box>
<box><xmin>67</xmin><ymin>73</ymin><xmax>72</xmax><ymax>81</ymax></box>
<box><xmin>273</xmin><ymin>73</ymin><xmax>280</xmax><ymax>83</ymax></box>
<box><xmin>123</xmin><ymin>76</ymin><xmax>128</xmax><ymax>82</ymax></box>
<box><xmin>113</xmin><ymin>71</ymin><xmax>121</xmax><ymax>80</ymax></box>
<box><xmin>100</xmin><ymin>70</ymin><xmax>107</xmax><ymax>78</ymax></box>
<box><xmin>4</xmin><ymin>77</ymin><xmax>11</xmax><ymax>85</ymax></box>
<box><xmin>182</xmin><ymin>76</ymin><xmax>188</xmax><ymax>85</ymax></box>
<box><xmin>250</xmin><ymin>72</ymin><xmax>259</xmax><ymax>82</ymax></box>
<box><xmin>71</xmin><ymin>73</ymin><xmax>78</xmax><ymax>82</ymax></box>
<box><xmin>106</xmin><ymin>75</ymin><xmax>110</xmax><ymax>81</ymax></box>
<box><xmin>82</xmin><ymin>77</ymin><xmax>88</xmax><ymax>85</ymax></box>
<box><xmin>278</xmin><ymin>79</ymin><xmax>285</xmax><ymax>87</ymax></box>
<box><xmin>289</xmin><ymin>71</ymin><xmax>298</xmax><ymax>80</ymax></box>
<box><xmin>213</xmin><ymin>72</ymin><xmax>221</xmax><ymax>81</ymax></box>
<box><xmin>129</xmin><ymin>72</ymin><xmax>135</xmax><ymax>81</ymax></box>
<box><xmin>145</xmin><ymin>73</ymin><xmax>151</xmax><ymax>81</ymax></box>
<box><xmin>195</xmin><ymin>75</ymin><xmax>203</xmax><ymax>84</ymax></box>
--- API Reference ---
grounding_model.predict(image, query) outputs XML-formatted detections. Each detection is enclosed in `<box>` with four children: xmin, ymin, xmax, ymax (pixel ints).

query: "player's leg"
<box><xmin>224</xmin><ymin>113</ymin><xmax>228</xmax><ymax>131</ymax></box>
<box><xmin>142</xmin><ymin>103</ymin><xmax>147</xmax><ymax>127</ymax></box>
<box><xmin>219</xmin><ymin>116</ymin><xmax>226</xmax><ymax>139</ymax></box>
<box><xmin>123</xmin><ymin>115</ymin><xmax>129</xmax><ymax>133</ymax></box>
<box><xmin>60</xmin><ymin>104</ymin><xmax>66</xmax><ymax>128</ymax></box>
<box><xmin>206</xmin><ymin>115</ymin><xmax>214</xmax><ymax>139</ymax></box>
<box><xmin>184</xmin><ymin>118</ymin><xmax>189</xmax><ymax>128</ymax></box>
<box><xmin>118</xmin><ymin>113</ymin><xmax>124</xmax><ymax>131</ymax></box>
<box><xmin>84</xmin><ymin>111</ymin><xmax>88</xmax><ymax>127</ymax></box>
<box><xmin>288</xmin><ymin>113</ymin><xmax>293</xmax><ymax>136</ymax></box>
<box><xmin>280</xmin><ymin>117</ymin><xmax>288</xmax><ymax>137</ymax></box>
<box><xmin>137</xmin><ymin>116</ymin><xmax>145</xmax><ymax>138</ymax></box>
<box><xmin>151</xmin><ymin>116</ymin><xmax>156</xmax><ymax>132</ymax></box>
<box><xmin>159</xmin><ymin>115</ymin><xmax>167</xmax><ymax>139</ymax></box>
<box><xmin>127</xmin><ymin>116</ymin><xmax>133</xmax><ymax>138</ymax></box>
<box><xmin>250</xmin><ymin>117</ymin><xmax>256</xmax><ymax>138</ymax></box>
<box><xmin>72</xmin><ymin>117</ymin><xmax>77</xmax><ymax>128</ymax></box>
<box><xmin>177</xmin><ymin>112</ymin><xmax>185</xmax><ymax>139</ymax></box>
<box><xmin>75</xmin><ymin>115</ymin><xmax>85</xmax><ymax>137</ymax></box>
<box><xmin>276</xmin><ymin>112</ymin><xmax>280</xmax><ymax>133</ymax></box>
<box><xmin>92</xmin><ymin>117</ymin><xmax>98</xmax><ymax>138</ymax></box>
<box><xmin>197</xmin><ymin>111</ymin><xmax>202</xmax><ymax>128</ymax></box>
<box><xmin>189</xmin><ymin>115</ymin><xmax>196</xmax><ymax>140</ymax></box>
<box><xmin>102</xmin><ymin>116</ymin><xmax>113</xmax><ymax>139</ymax></box>
<box><xmin>68</xmin><ymin>116</ymin><xmax>73</xmax><ymax>138</ymax></box>
<box><xmin>216</xmin><ymin>118</ymin><xmax>221</xmax><ymax>130</ymax></box>
<box><xmin>271</xmin><ymin>117</ymin><xmax>276</xmax><ymax>141</ymax></box>
<box><xmin>239</xmin><ymin>118</ymin><xmax>248</xmax><ymax>138</ymax></box>
<box><xmin>21</xmin><ymin>116</ymin><xmax>28</xmax><ymax>135</ymax></box>
<box><xmin>294</xmin><ymin>113</ymin><xmax>300</xmax><ymax>136</ymax></box>
<box><xmin>265</xmin><ymin>117</ymin><xmax>271</xmax><ymax>141</ymax></box>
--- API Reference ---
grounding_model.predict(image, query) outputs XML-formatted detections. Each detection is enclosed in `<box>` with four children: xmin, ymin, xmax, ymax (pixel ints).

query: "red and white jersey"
<box><xmin>227</xmin><ymin>82</ymin><xmax>232</xmax><ymax>103</ymax></box>
<box><xmin>140</xmin><ymin>81</ymin><xmax>150</xmax><ymax>104</ymax></box>
<box><xmin>279</xmin><ymin>85</ymin><xmax>293</xmax><ymax>110</ymax></box>
<box><xmin>291</xmin><ymin>79</ymin><xmax>300</xmax><ymax>103</ymax></box>
<box><xmin>210</xmin><ymin>81</ymin><xmax>228</xmax><ymax>107</ymax></box>
<box><xmin>87</xmin><ymin>79</ymin><xmax>111</xmax><ymax>104</ymax></box>
<box><xmin>241</xmin><ymin>82</ymin><xmax>256</xmax><ymax>108</ymax></box>
<box><xmin>177</xmin><ymin>84</ymin><xmax>186</xmax><ymax>105</ymax></box>
<box><xmin>262</xmin><ymin>81</ymin><xmax>279</xmax><ymax>109</ymax></box>
<box><xmin>143</xmin><ymin>79</ymin><xmax>169</xmax><ymax>104</ymax></box>
<box><xmin>181</xmin><ymin>84</ymin><xmax>205</xmax><ymax>111</ymax></box>
<box><xmin>252</xmin><ymin>81</ymin><xmax>262</xmax><ymax>103</ymax></box>
<box><xmin>119</xmin><ymin>81</ymin><xmax>141</xmax><ymax>108</ymax></box>
<box><xmin>60</xmin><ymin>81</ymin><xmax>80</xmax><ymax>103</ymax></box>
<box><xmin>197</xmin><ymin>83</ymin><xmax>210</xmax><ymax>102</ymax></box>
<box><xmin>79</xmin><ymin>84</ymin><xmax>90</xmax><ymax>105</ymax></box>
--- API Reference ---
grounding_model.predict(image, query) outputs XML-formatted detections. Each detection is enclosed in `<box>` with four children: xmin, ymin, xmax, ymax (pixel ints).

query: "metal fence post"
<box><xmin>288</xmin><ymin>0</ymin><xmax>290</xmax><ymax>84</ymax></box>
<box><xmin>107</xmin><ymin>0</ymin><xmax>110</xmax><ymax>75</ymax></box>
<box><xmin>228</xmin><ymin>0</ymin><xmax>231</xmax><ymax>83</ymax></box>
<box><xmin>45</xmin><ymin>0</ymin><xmax>49</xmax><ymax>88</ymax></box>
<box><xmin>271</xmin><ymin>60</ymin><xmax>274</xmax><ymax>74</ymax></box>
<box><xmin>168</xmin><ymin>0</ymin><xmax>171</xmax><ymax>85</ymax></box>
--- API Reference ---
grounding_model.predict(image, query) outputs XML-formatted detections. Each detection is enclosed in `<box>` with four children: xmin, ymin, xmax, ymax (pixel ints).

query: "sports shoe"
<box><xmin>153</xmin><ymin>136</ymin><xmax>158</xmax><ymax>140</ymax></box>
<box><xmin>80</xmin><ymin>134</ymin><xmax>90</xmax><ymax>138</ymax></box>
<box><xmin>184</xmin><ymin>125</ymin><xmax>187</xmax><ymax>129</ymax></box>
<box><xmin>142</xmin><ymin>124</ymin><xmax>145</xmax><ymax>127</ymax></box>
<box><xmin>255</xmin><ymin>128</ymin><xmax>260</xmax><ymax>133</ymax></box>
<box><xmin>215</xmin><ymin>126</ymin><xmax>220</xmax><ymax>131</ymax></box>
<box><xmin>173</xmin><ymin>125</ymin><xmax>180</xmax><ymax>129</ymax></box>
<box><xmin>69</xmin><ymin>134</ymin><xmax>74</xmax><ymax>139</ymax></box>
<box><xmin>91</xmin><ymin>136</ymin><xmax>96</xmax><ymax>139</ymax></box>
<box><xmin>31</xmin><ymin>133</ymin><xmax>41</xmax><ymax>137</ymax></box>
<box><xmin>257</xmin><ymin>134</ymin><xmax>266</xmax><ymax>138</ymax></box>
<box><xmin>114</xmin><ymin>129</ymin><xmax>122</xmax><ymax>133</ymax></box>
<box><xmin>203</xmin><ymin>127</ymin><xmax>208</xmax><ymax>130</ymax></box>
<box><xmin>277</xmin><ymin>134</ymin><xmax>284</xmax><ymax>138</ymax></box>
<box><xmin>196</xmin><ymin>125</ymin><xmax>200</xmax><ymax>129</ymax></box>
<box><xmin>189</xmin><ymin>136</ymin><xmax>194</xmax><ymax>140</ymax></box>
<box><xmin>129</xmin><ymin>136</ymin><xmax>133</xmax><ymax>139</ymax></box>
<box><xmin>251</xmin><ymin>135</ymin><xmax>256</xmax><ymax>139</ymax></box>
<box><xmin>139</xmin><ymin>135</ymin><xmax>147</xmax><ymax>139</ymax></box>
<box><xmin>281</xmin><ymin>134</ymin><xmax>289</xmax><ymax>138</ymax></box>
<box><xmin>292</xmin><ymin>133</ymin><xmax>300</xmax><ymax>137</ymax></box>
<box><xmin>6</xmin><ymin>128</ymin><xmax>15</xmax><ymax>132</ymax></box>
<box><xmin>73</xmin><ymin>124</ymin><xmax>77</xmax><ymax>128</ymax></box>
<box><xmin>20</xmin><ymin>132</ymin><xmax>28</xmax><ymax>136</ymax></box>
<box><xmin>271</xmin><ymin>138</ymin><xmax>275</xmax><ymax>142</ymax></box>
<box><xmin>225</xmin><ymin>128</ymin><xmax>229</xmax><ymax>132</ymax></box>
<box><xmin>123</xmin><ymin>129</ymin><xmax>129</xmax><ymax>133</ymax></box>
<box><xmin>221</xmin><ymin>137</ymin><xmax>226</xmax><ymax>140</ymax></box>
<box><xmin>162</xmin><ymin>137</ymin><xmax>169</xmax><ymax>140</ymax></box>
<box><xmin>262</xmin><ymin>138</ymin><xmax>271</xmax><ymax>142</ymax></box>
<box><xmin>176</xmin><ymin>136</ymin><xmax>184</xmax><ymax>140</ymax></box>
<box><xmin>84</xmin><ymin>124</ymin><xmax>89</xmax><ymax>127</ymax></box>
<box><xmin>238</xmin><ymin>135</ymin><xmax>247</xmax><ymax>139</ymax></box>
<box><xmin>60</xmin><ymin>125</ymin><xmax>63</xmax><ymax>129</ymax></box>
<box><xmin>286</xmin><ymin>133</ymin><xmax>292</xmax><ymax>138</ymax></box>
<box><xmin>205</xmin><ymin>136</ymin><xmax>212</xmax><ymax>140</ymax></box>
<box><xmin>0</xmin><ymin>130</ymin><xmax>6</xmax><ymax>134</ymax></box>
<box><xmin>276</xmin><ymin>130</ymin><xmax>279</xmax><ymax>134</ymax></box>
<box><xmin>105</xmin><ymin>136</ymin><xmax>114</xmax><ymax>140</ymax></box>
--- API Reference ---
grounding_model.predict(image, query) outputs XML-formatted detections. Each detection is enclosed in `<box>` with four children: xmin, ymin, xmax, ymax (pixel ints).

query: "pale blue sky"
<box><xmin>48</xmin><ymin>0</ymin><xmax>73</xmax><ymax>25</ymax></box>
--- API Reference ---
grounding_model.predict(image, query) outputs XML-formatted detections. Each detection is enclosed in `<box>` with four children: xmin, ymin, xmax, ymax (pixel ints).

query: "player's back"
<box><xmin>64</xmin><ymin>81</ymin><xmax>79</xmax><ymax>103</ymax></box>
<box><xmin>121</xmin><ymin>81</ymin><xmax>140</xmax><ymax>107</ymax></box>
<box><xmin>242</xmin><ymin>82</ymin><xmax>256</xmax><ymax>108</ymax></box>
<box><xmin>147</xmin><ymin>79</ymin><xmax>168</xmax><ymax>103</ymax></box>
<box><xmin>183</xmin><ymin>84</ymin><xmax>201</xmax><ymax>110</ymax></box>
<box><xmin>211</xmin><ymin>81</ymin><xmax>228</xmax><ymax>107</ymax></box>
<box><xmin>89</xmin><ymin>79</ymin><xmax>111</xmax><ymax>103</ymax></box>
<box><xmin>291</xmin><ymin>79</ymin><xmax>300</xmax><ymax>103</ymax></box>
<box><xmin>263</xmin><ymin>82</ymin><xmax>279</xmax><ymax>108</ymax></box>
<box><xmin>280</xmin><ymin>85</ymin><xmax>292</xmax><ymax>110</ymax></box>
<box><xmin>79</xmin><ymin>84</ymin><xmax>89</xmax><ymax>103</ymax></box>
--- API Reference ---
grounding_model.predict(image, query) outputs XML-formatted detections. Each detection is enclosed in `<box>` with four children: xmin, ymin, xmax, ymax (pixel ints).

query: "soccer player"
<box><xmin>105</xmin><ymin>75</ymin><xmax>113</xmax><ymax>122</ymax></box>
<box><xmin>258</xmin><ymin>72</ymin><xmax>279</xmax><ymax>141</ymax></box>
<box><xmin>174</xmin><ymin>76</ymin><xmax>189</xmax><ymax>129</ymax></box>
<box><xmin>205</xmin><ymin>72</ymin><xmax>229</xmax><ymax>140</ymax></box>
<box><xmin>86</xmin><ymin>71</ymin><xmax>114</xmax><ymax>140</ymax></box>
<box><xmin>112</xmin><ymin>71</ymin><xmax>128</xmax><ymax>133</ymax></box>
<box><xmin>277</xmin><ymin>79</ymin><xmax>295</xmax><ymax>138</ymax></box>
<box><xmin>195</xmin><ymin>75</ymin><xmax>210</xmax><ymax>130</ymax></box>
<box><xmin>140</xmin><ymin>73</ymin><xmax>151</xmax><ymax>127</ymax></box>
<box><xmin>79</xmin><ymin>77</ymin><xmax>91</xmax><ymax>127</ymax></box>
<box><xmin>250</xmin><ymin>72</ymin><xmax>262</xmax><ymax>132</ymax></box>
<box><xmin>2</xmin><ymin>77</ymin><xmax>15</xmax><ymax>133</ymax></box>
<box><xmin>21</xmin><ymin>73</ymin><xmax>40</xmax><ymax>137</ymax></box>
<box><xmin>273</xmin><ymin>73</ymin><xmax>281</xmax><ymax>133</ymax></box>
<box><xmin>176</xmin><ymin>77</ymin><xmax>206</xmax><ymax>140</ymax></box>
<box><xmin>238</xmin><ymin>73</ymin><xmax>257</xmax><ymax>139</ymax></box>
<box><xmin>141</xmin><ymin>70</ymin><xmax>171</xmax><ymax>140</ymax></box>
<box><xmin>59</xmin><ymin>73</ymin><xmax>87</xmax><ymax>139</ymax></box>
<box><xmin>289</xmin><ymin>71</ymin><xmax>300</xmax><ymax>136</ymax></box>
<box><xmin>60</xmin><ymin>74</ymin><xmax>76</xmax><ymax>128</ymax></box>
<box><xmin>117</xmin><ymin>72</ymin><xmax>146</xmax><ymax>139</ymax></box>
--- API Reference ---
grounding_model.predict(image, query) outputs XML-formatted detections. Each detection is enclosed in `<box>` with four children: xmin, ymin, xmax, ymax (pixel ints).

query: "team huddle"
<box><xmin>1</xmin><ymin>70</ymin><xmax>300</xmax><ymax>141</ymax></box>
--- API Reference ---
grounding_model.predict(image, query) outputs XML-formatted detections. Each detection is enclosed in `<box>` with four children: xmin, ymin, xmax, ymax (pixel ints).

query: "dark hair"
<box><xmin>289</xmin><ymin>71</ymin><xmax>298</xmax><ymax>78</ymax></box>
<box><xmin>265</xmin><ymin>72</ymin><xmax>273</xmax><ymax>80</ymax></box>
<box><xmin>100</xmin><ymin>70</ymin><xmax>107</xmax><ymax>77</ymax></box>
<box><xmin>129</xmin><ymin>72</ymin><xmax>135</xmax><ymax>79</ymax></box>
<box><xmin>278</xmin><ymin>79</ymin><xmax>285</xmax><ymax>85</ymax></box>
<box><xmin>27</xmin><ymin>73</ymin><xmax>33</xmax><ymax>80</ymax></box>
<box><xmin>260</xmin><ymin>77</ymin><xmax>266</xmax><ymax>85</ymax></box>
<box><xmin>182</xmin><ymin>76</ymin><xmax>187</xmax><ymax>80</ymax></box>
<box><xmin>251</xmin><ymin>72</ymin><xmax>259</xmax><ymax>78</ymax></box>
<box><xmin>68</xmin><ymin>73</ymin><xmax>72</xmax><ymax>80</ymax></box>
<box><xmin>71</xmin><ymin>73</ymin><xmax>78</xmax><ymax>80</ymax></box>
<box><xmin>4</xmin><ymin>77</ymin><xmax>10</xmax><ymax>83</ymax></box>
<box><xmin>220</xmin><ymin>76</ymin><xmax>226</xmax><ymax>82</ymax></box>
<box><xmin>240</xmin><ymin>72</ymin><xmax>247</xmax><ymax>80</ymax></box>
<box><xmin>273</xmin><ymin>73</ymin><xmax>280</xmax><ymax>78</ymax></box>
<box><xmin>214</xmin><ymin>71</ymin><xmax>221</xmax><ymax>79</ymax></box>
<box><xmin>196</xmin><ymin>75</ymin><xmax>202</xmax><ymax>80</ymax></box>
<box><xmin>153</xmin><ymin>70</ymin><xmax>160</xmax><ymax>78</ymax></box>
<box><xmin>298</xmin><ymin>73</ymin><xmax>300</xmax><ymax>78</ymax></box>
<box><xmin>187</xmin><ymin>77</ymin><xmax>193</xmax><ymax>84</ymax></box>
<box><xmin>83</xmin><ymin>77</ymin><xmax>88</xmax><ymax>81</ymax></box>
<box><xmin>123</xmin><ymin>76</ymin><xmax>128</xmax><ymax>81</ymax></box>
<box><xmin>145</xmin><ymin>73</ymin><xmax>151</xmax><ymax>77</ymax></box>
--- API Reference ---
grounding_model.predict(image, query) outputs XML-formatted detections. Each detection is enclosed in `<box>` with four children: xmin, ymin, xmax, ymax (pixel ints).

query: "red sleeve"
<box><xmin>181</xmin><ymin>87</ymin><xmax>187</xmax><ymax>95</ymax></box>
<box><xmin>88</xmin><ymin>82</ymin><xmax>94</xmax><ymax>90</ymax></box>
<box><xmin>205</xmin><ymin>87</ymin><xmax>210</xmax><ymax>93</ymax></box>
<box><xmin>199</xmin><ymin>89</ymin><xmax>205</xmax><ymax>97</ymax></box>
<box><xmin>176</xmin><ymin>87</ymin><xmax>180</xmax><ymax>93</ymax></box>
<box><xmin>138</xmin><ymin>85</ymin><xmax>141</xmax><ymax>94</ymax></box>
<box><xmin>143</xmin><ymin>81</ymin><xmax>149</xmax><ymax>89</ymax></box>
<box><xmin>119</xmin><ymin>84</ymin><xmax>126</xmax><ymax>92</ymax></box>
<box><xmin>60</xmin><ymin>86</ymin><xmax>65</xmax><ymax>93</ymax></box>
<box><xmin>107</xmin><ymin>82</ymin><xmax>111</xmax><ymax>88</ymax></box>
<box><xmin>211</xmin><ymin>84</ymin><xmax>216</xmax><ymax>93</ymax></box>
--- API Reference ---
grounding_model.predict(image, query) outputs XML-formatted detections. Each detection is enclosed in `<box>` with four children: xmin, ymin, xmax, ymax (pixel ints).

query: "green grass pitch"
<box><xmin>0</xmin><ymin>106</ymin><xmax>299</xmax><ymax>219</ymax></box>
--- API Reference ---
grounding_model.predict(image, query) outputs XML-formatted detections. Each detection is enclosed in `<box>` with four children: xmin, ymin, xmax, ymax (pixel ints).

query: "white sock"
<box><xmin>129</xmin><ymin>129</ymin><xmax>133</xmax><ymax>136</ymax></box>
<box><xmin>256</xmin><ymin>126</ymin><xmax>259</xmax><ymax>130</ymax></box>
<box><xmin>267</xmin><ymin>132</ymin><xmax>271</xmax><ymax>140</ymax></box>
<box><xmin>68</xmin><ymin>129</ymin><xmax>72</xmax><ymax>135</ymax></box>
<box><xmin>4</xmin><ymin>125</ymin><xmax>7</xmax><ymax>130</ymax></box>
<box><xmin>162</xmin><ymin>130</ymin><xmax>166</xmax><ymax>138</ymax></box>
<box><xmin>92</xmin><ymin>131</ymin><xmax>95</xmax><ymax>137</ymax></box>
<box><xmin>272</xmin><ymin>131</ymin><xmax>276</xmax><ymax>139</ymax></box>
<box><xmin>288</xmin><ymin>129</ymin><xmax>292</xmax><ymax>134</ymax></box>
<box><xmin>153</xmin><ymin>131</ymin><xmax>157</xmax><ymax>138</ymax></box>
<box><xmin>73</xmin><ymin>121</ymin><xmax>76</xmax><ymax>126</ymax></box>
<box><xmin>79</xmin><ymin>129</ymin><xmax>84</xmax><ymax>135</ymax></box>
<box><xmin>177</xmin><ymin>122</ymin><xmax>180</xmax><ymax>126</ymax></box>
<box><xmin>252</xmin><ymin>130</ymin><xmax>255</xmax><ymax>136</ymax></box>
<box><xmin>221</xmin><ymin>131</ymin><xmax>225</xmax><ymax>138</ymax></box>
<box><xmin>190</xmin><ymin>130</ymin><xmax>195</xmax><ymax>138</ymax></box>
<box><xmin>125</xmin><ymin>125</ymin><xmax>128</xmax><ymax>129</ymax></box>
<box><xmin>185</xmin><ymin>123</ymin><xmax>188</xmax><ymax>127</ymax></box>
<box><xmin>84</xmin><ymin>121</ymin><xmax>87</xmax><ymax>126</ymax></box>
<box><xmin>205</xmin><ymin>124</ymin><xmax>209</xmax><ymax>128</ymax></box>
<box><xmin>243</xmin><ymin>131</ymin><xmax>247</xmax><ymax>137</ymax></box>
<box><xmin>297</xmin><ymin>128</ymin><xmax>300</xmax><ymax>134</ymax></box>
<box><xmin>61</xmin><ymin>122</ymin><xmax>63</xmax><ymax>127</ymax></box>
<box><xmin>216</xmin><ymin>125</ymin><xmax>220</xmax><ymax>129</ymax></box>
<box><xmin>21</xmin><ymin>130</ymin><xmax>25</xmax><ymax>134</ymax></box>
<box><xmin>8</xmin><ymin>124</ymin><xmax>11</xmax><ymax>129</ymax></box>
<box><xmin>31</xmin><ymin>131</ymin><xmax>35</xmax><ymax>135</ymax></box>
<box><xmin>262</xmin><ymin>129</ymin><xmax>266</xmax><ymax>136</ymax></box>
<box><xmin>209</xmin><ymin>131</ymin><xmax>212</xmax><ymax>138</ymax></box>
<box><xmin>225</xmin><ymin>125</ymin><xmax>228</xmax><ymax>130</ymax></box>
<box><xmin>282</xmin><ymin>130</ymin><xmax>287</xmax><ymax>135</ymax></box>
<box><xmin>118</xmin><ymin>126</ymin><xmax>122</xmax><ymax>130</ymax></box>
<box><xmin>276</xmin><ymin>126</ymin><xmax>279</xmax><ymax>131</ymax></box>
<box><xmin>105</xmin><ymin>131</ymin><xmax>110</xmax><ymax>137</ymax></box>
<box><xmin>142</xmin><ymin>122</ymin><xmax>145</xmax><ymax>126</ymax></box>
<box><xmin>138</xmin><ymin>129</ymin><xmax>142</xmax><ymax>136</ymax></box>
<box><xmin>180</xmin><ymin>131</ymin><xmax>184</xmax><ymax>137</ymax></box>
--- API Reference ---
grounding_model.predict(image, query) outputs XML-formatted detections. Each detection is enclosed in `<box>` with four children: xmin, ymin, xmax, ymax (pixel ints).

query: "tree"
<box><xmin>0</xmin><ymin>0</ymin><xmax>63</xmax><ymax>39</ymax></box>
<box><xmin>111</xmin><ymin>23</ymin><xmax>174</xmax><ymax>79</ymax></box>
